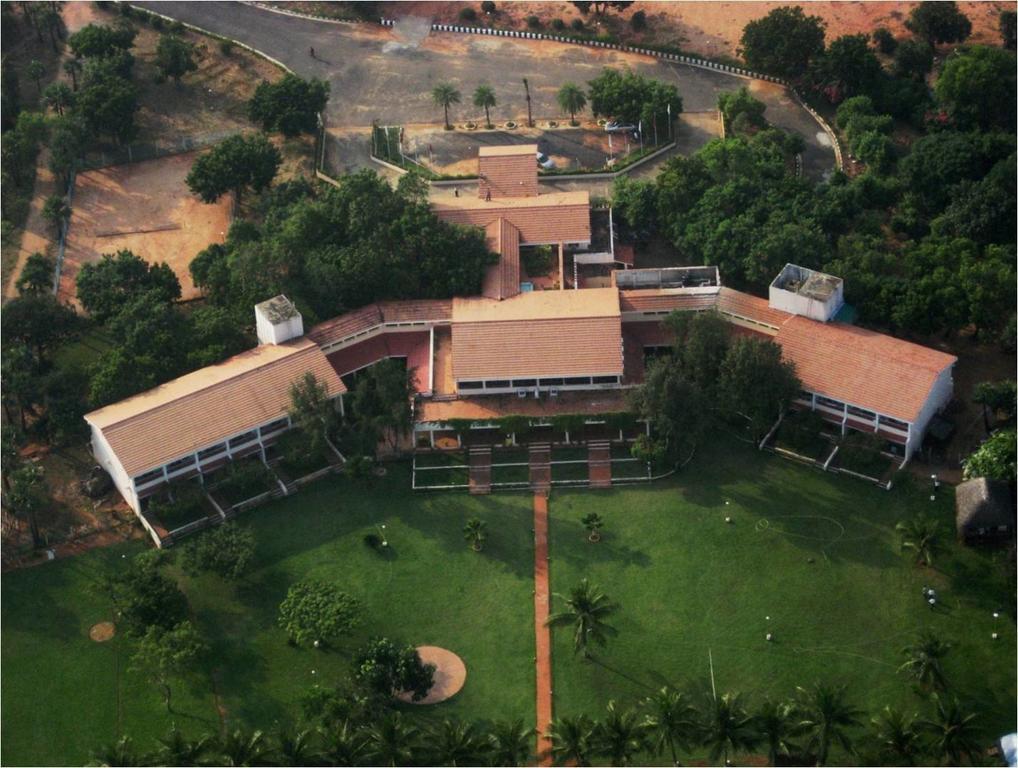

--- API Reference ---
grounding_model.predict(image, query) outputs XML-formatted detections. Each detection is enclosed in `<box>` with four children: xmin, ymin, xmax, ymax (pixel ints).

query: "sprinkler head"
<box><xmin>766</xmin><ymin>633</ymin><xmax>773</xmax><ymax>642</ymax></box>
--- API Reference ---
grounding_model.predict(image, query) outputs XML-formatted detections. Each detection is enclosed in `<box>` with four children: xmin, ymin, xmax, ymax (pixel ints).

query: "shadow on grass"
<box><xmin>550</xmin><ymin>518</ymin><xmax>652</xmax><ymax>569</ymax></box>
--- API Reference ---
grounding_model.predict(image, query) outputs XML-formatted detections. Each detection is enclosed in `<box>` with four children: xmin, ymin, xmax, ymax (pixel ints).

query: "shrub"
<box><xmin>630</xmin><ymin>10</ymin><xmax>646</xmax><ymax>31</ymax></box>
<box><xmin>527</xmin><ymin>15</ymin><xmax>541</xmax><ymax>29</ymax></box>
<box><xmin>551</xmin><ymin>18</ymin><xmax>565</xmax><ymax>30</ymax></box>
<box><xmin>872</xmin><ymin>26</ymin><xmax>897</xmax><ymax>54</ymax></box>
<box><xmin>363</xmin><ymin>532</ymin><xmax>383</xmax><ymax>550</ymax></box>
<box><xmin>571</xmin><ymin>18</ymin><xmax>585</xmax><ymax>31</ymax></box>
<box><xmin>458</xmin><ymin>7</ymin><xmax>477</xmax><ymax>21</ymax></box>
<box><xmin>171</xmin><ymin>20</ymin><xmax>185</xmax><ymax>33</ymax></box>
<box><xmin>119</xmin><ymin>3</ymin><xmax>133</xmax><ymax>16</ymax></box>
<box><xmin>181</xmin><ymin>523</ymin><xmax>255</xmax><ymax>579</ymax></box>
<box><xmin>481</xmin><ymin>0</ymin><xmax>496</xmax><ymax>13</ymax></box>
<box><xmin>278</xmin><ymin>580</ymin><xmax>361</xmax><ymax>647</ymax></box>
<box><xmin>276</xmin><ymin>428</ymin><xmax>329</xmax><ymax>476</ymax></box>
<box><xmin>354</xmin><ymin>638</ymin><xmax>435</xmax><ymax>701</ymax></box>
<box><xmin>219</xmin><ymin>39</ymin><xmax>234</xmax><ymax>56</ymax></box>
<box><xmin>521</xmin><ymin>245</ymin><xmax>553</xmax><ymax>276</ymax></box>
<box><xmin>213</xmin><ymin>459</ymin><xmax>274</xmax><ymax>503</ymax></box>
<box><xmin>150</xmin><ymin>14</ymin><xmax>164</xmax><ymax>29</ymax></box>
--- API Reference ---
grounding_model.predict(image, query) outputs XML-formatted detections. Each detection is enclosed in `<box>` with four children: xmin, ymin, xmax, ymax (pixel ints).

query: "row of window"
<box><xmin>805</xmin><ymin>393</ymin><xmax>909</xmax><ymax>432</ymax></box>
<box><xmin>458</xmin><ymin>375</ymin><xmax>621</xmax><ymax>391</ymax></box>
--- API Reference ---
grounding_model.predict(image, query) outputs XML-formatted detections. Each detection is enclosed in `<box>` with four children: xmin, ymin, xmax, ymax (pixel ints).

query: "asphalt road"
<box><xmin>137</xmin><ymin>2</ymin><xmax>835</xmax><ymax>180</ymax></box>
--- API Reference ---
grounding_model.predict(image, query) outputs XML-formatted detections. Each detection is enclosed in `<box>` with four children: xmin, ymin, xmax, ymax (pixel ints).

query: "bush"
<box><xmin>119</xmin><ymin>3</ymin><xmax>133</xmax><ymax>16</ymax></box>
<box><xmin>276</xmin><ymin>428</ymin><xmax>330</xmax><ymax>476</ymax></box>
<box><xmin>181</xmin><ymin>523</ymin><xmax>255</xmax><ymax>579</ymax></box>
<box><xmin>171</xmin><ymin>20</ymin><xmax>186</xmax><ymax>33</ymax></box>
<box><xmin>551</xmin><ymin>18</ymin><xmax>565</xmax><ymax>30</ymax></box>
<box><xmin>480</xmin><ymin>0</ymin><xmax>495</xmax><ymax>13</ymax></box>
<box><xmin>571</xmin><ymin>18</ymin><xmax>585</xmax><ymax>31</ymax></box>
<box><xmin>526</xmin><ymin>15</ymin><xmax>541</xmax><ymax>29</ymax></box>
<box><xmin>872</xmin><ymin>27</ymin><xmax>897</xmax><ymax>54</ymax></box>
<box><xmin>521</xmin><ymin>245</ymin><xmax>553</xmax><ymax>276</ymax></box>
<box><xmin>630</xmin><ymin>10</ymin><xmax>646</xmax><ymax>31</ymax></box>
<box><xmin>458</xmin><ymin>7</ymin><xmax>477</xmax><ymax>21</ymax></box>
<box><xmin>150</xmin><ymin>14</ymin><xmax>164</xmax><ymax>30</ymax></box>
<box><xmin>354</xmin><ymin>638</ymin><xmax>435</xmax><ymax>701</ymax></box>
<box><xmin>211</xmin><ymin>459</ymin><xmax>274</xmax><ymax>504</ymax></box>
<box><xmin>278</xmin><ymin>580</ymin><xmax>361</xmax><ymax>647</ymax></box>
<box><xmin>219</xmin><ymin>39</ymin><xmax>234</xmax><ymax>56</ymax></box>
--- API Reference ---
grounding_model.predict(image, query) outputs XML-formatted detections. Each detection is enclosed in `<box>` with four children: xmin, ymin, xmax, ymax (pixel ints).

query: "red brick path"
<box><xmin>588</xmin><ymin>440</ymin><xmax>612</xmax><ymax>489</ymax></box>
<box><xmin>533</xmin><ymin>492</ymin><xmax>554</xmax><ymax>765</ymax></box>
<box><xmin>468</xmin><ymin>446</ymin><xmax>491</xmax><ymax>494</ymax></box>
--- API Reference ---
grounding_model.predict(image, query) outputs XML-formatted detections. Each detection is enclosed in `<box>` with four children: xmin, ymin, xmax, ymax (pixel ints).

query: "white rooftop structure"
<box><xmin>769</xmin><ymin>263</ymin><xmax>844</xmax><ymax>322</ymax></box>
<box><xmin>255</xmin><ymin>295</ymin><xmax>304</xmax><ymax>345</ymax></box>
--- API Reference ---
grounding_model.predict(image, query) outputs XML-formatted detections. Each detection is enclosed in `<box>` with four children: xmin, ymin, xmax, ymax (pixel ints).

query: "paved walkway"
<box><xmin>533</xmin><ymin>492</ymin><xmax>553</xmax><ymax>765</ymax></box>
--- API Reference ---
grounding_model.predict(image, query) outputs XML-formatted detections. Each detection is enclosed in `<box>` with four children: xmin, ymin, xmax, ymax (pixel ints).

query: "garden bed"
<box><xmin>834</xmin><ymin>442</ymin><xmax>898</xmax><ymax>481</ymax></box>
<box><xmin>552</xmin><ymin>446</ymin><xmax>589</xmax><ymax>462</ymax></box>
<box><xmin>611</xmin><ymin>459</ymin><xmax>650</xmax><ymax>480</ymax></box>
<box><xmin>414</xmin><ymin>450</ymin><xmax>468</xmax><ymax>468</ymax></box>
<box><xmin>413</xmin><ymin>466</ymin><xmax>470</xmax><ymax>488</ymax></box>
<box><xmin>146</xmin><ymin>479</ymin><xmax>215</xmax><ymax>531</ymax></box>
<box><xmin>491</xmin><ymin>464</ymin><xmax>530</xmax><ymax>485</ymax></box>
<box><xmin>552</xmin><ymin>461</ymin><xmax>589</xmax><ymax>482</ymax></box>
<box><xmin>491</xmin><ymin>447</ymin><xmax>530</xmax><ymax>465</ymax></box>
<box><xmin>772</xmin><ymin>412</ymin><xmax>834</xmax><ymax>463</ymax></box>
<box><xmin>610</xmin><ymin>442</ymin><xmax>637</xmax><ymax>460</ymax></box>
<box><xmin>207</xmin><ymin>458</ymin><xmax>279</xmax><ymax>508</ymax></box>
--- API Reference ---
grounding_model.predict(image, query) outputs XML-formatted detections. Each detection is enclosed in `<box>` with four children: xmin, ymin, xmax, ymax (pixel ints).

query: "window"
<box><xmin>539</xmin><ymin>377</ymin><xmax>564</xmax><ymax>386</ymax></box>
<box><xmin>135</xmin><ymin>468</ymin><xmax>164</xmax><ymax>486</ymax></box>
<box><xmin>260</xmin><ymin>418</ymin><xmax>289</xmax><ymax>436</ymax></box>
<box><xmin>880</xmin><ymin>416</ymin><xmax>909</xmax><ymax>431</ymax></box>
<box><xmin>512</xmin><ymin>379</ymin><xmax>537</xmax><ymax>388</ymax></box>
<box><xmin>484</xmin><ymin>380</ymin><xmax>511</xmax><ymax>389</ymax></box>
<box><xmin>592</xmin><ymin>375</ymin><xmax>619</xmax><ymax>385</ymax></box>
<box><xmin>228</xmin><ymin>430</ymin><xmax>258</xmax><ymax>449</ymax></box>
<box><xmin>563</xmin><ymin>376</ymin><xmax>592</xmax><ymax>386</ymax></box>
<box><xmin>816</xmin><ymin>396</ymin><xmax>844</xmax><ymax>410</ymax></box>
<box><xmin>198</xmin><ymin>443</ymin><xmax>226</xmax><ymax>461</ymax></box>
<box><xmin>798</xmin><ymin>390</ymin><xmax>814</xmax><ymax>402</ymax></box>
<box><xmin>846</xmin><ymin>405</ymin><xmax>876</xmax><ymax>420</ymax></box>
<box><xmin>458</xmin><ymin>381</ymin><xmax>483</xmax><ymax>390</ymax></box>
<box><xmin>166</xmin><ymin>455</ymin><xmax>196</xmax><ymax>473</ymax></box>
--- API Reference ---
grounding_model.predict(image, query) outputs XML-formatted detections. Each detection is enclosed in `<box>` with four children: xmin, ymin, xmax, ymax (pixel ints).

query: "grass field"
<box><xmin>3</xmin><ymin>439</ymin><xmax>1015</xmax><ymax>766</ymax></box>
<box><xmin>548</xmin><ymin>439</ymin><xmax>1016</xmax><ymax>765</ymax></box>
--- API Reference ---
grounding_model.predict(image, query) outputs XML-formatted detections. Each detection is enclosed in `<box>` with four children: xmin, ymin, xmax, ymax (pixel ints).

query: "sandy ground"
<box><xmin>390</xmin><ymin>2</ymin><xmax>1010</xmax><ymax>59</ymax></box>
<box><xmin>396</xmin><ymin>645</ymin><xmax>467</xmax><ymax>704</ymax></box>
<box><xmin>61</xmin><ymin>152</ymin><xmax>232</xmax><ymax>306</ymax></box>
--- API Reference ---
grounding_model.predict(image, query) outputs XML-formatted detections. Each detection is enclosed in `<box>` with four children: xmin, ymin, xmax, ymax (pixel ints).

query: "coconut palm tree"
<box><xmin>557</xmin><ymin>82</ymin><xmax>587</xmax><ymax>126</ymax></box>
<box><xmin>426</xmin><ymin>718</ymin><xmax>490</xmax><ymax>766</ymax></box>
<box><xmin>896</xmin><ymin>515</ymin><xmax>941</xmax><ymax>567</ymax></box>
<box><xmin>42</xmin><ymin>82</ymin><xmax>74</xmax><ymax>116</ymax></box>
<box><xmin>870</xmin><ymin>706</ymin><xmax>923</xmax><ymax>766</ymax></box>
<box><xmin>488</xmin><ymin>718</ymin><xmax>535</xmax><ymax>766</ymax></box>
<box><xmin>364</xmin><ymin>712</ymin><xmax>420</xmax><ymax>767</ymax></box>
<box><xmin>89</xmin><ymin>736</ymin><xmax>139</xmax><ymax>767</ymax></box>
<box><xmin>920</xmin><ymin>695</ymin><xmax>980</xmax><ymax>765</ymax></box>
<box><xmin>899</xmin><ymin>632</ymin><xmax>951</xmax><ymax>692</ymax></box>
<box><xmin>582</xmin><ymin>512</ymin><xmax>605</xmax><ymax>542</ymax></box>
<box><xmin>321</xmin><ymin>720</ymin><xmax>367</xmax><ymax>766</ymax></box>
<box><xmin>700</xmin><ymin>691</ymin><xmax>759</xmax><ymax>766</ymax></box>
<box><xmin>214</xmin><ymin>728</ymin><xmax>272</xmax><ymax>766</ymax></box>
<box><xmin>547</xmin><ymin>714</ymin><xmax>597</xmax><ymax>766</ymax></box>
<box><xmin>151</xmin><ymin>726</ymin><xmax>213</xmax><ymax>766</ymax></box>
<box><xmin>274</xmin><ymin>726</ymin><xmax>321</xmax><ymax>766</ymax></box>
<box><xmin>594</xmin><ymin>700</ymin><xmax>649</xmax><ymax>766</ymax></box>
<box><xmin>432</xmin><ymin>83</ymin><xmax>461</xmax><ymax>130</ymax></box>
<box><xmin>473</xmin><ymin>84</ymin><xmax>497</xmax><ymax>128</ymax></box>
<box><xmin>64</xmin><ymin>57</ymin><xmax>82</xmax><ymax>91</ymax></box>
<box><xmin>795</xmin><ymin>682</ymin><xmax>863</xmax><ymax>766</ymax></box>
<box><xmin>756</xmin><ymin>699</ymin><xmax>800</xmax><ymax>767</ymax></box>
<box><xmin>642</xmin><ymin>685</ymin><xmax>700</xmax><ymax>766</ymax></box>
<box><xmin>546</xmin><ymin>578</ymin><xmax>619</xmax><ymax>659</ymax></box>
<box><xmin>463</xmin><ymin>517</ymin><xmax>487</xmax><ymax>551</ymax></box>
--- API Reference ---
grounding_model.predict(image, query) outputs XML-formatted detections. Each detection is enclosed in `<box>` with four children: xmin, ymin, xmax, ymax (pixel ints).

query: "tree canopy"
<box><xmin>76</xmin><ymin>249</ymin><xmax>181</xmax><ymax>324</ymax></box>
<box><xmin>186</xmin><ymin>133</ymin><xmax>282</xmax><ymax>204</ymax></box>
<box><xmin>739</xmin><ymin>6</ymin><xmax>826</xmax><ymax>80</ymax></box>
<box><xmin>248</xmin><ymin>74</ymin><xmax>329</xmax><ymax>136</ymax></box>
<box><xmin>278</xmin><ymin>580</ymin><xmax>361</xmax><ymax>647</ymax></box>
<box><xmin>904</xmin><ymin>1</ymin><xmax>972</xmax><ymax>46</ymax></box>
<box><xmin>935</xmin><ymin>45</ymin><xmax>1017</xmax><ymax>131</ymax></box>
<box><xmin>587</xmin><ymin>68</ymin><xmax>682</xmax><ymax>137</ymax></box>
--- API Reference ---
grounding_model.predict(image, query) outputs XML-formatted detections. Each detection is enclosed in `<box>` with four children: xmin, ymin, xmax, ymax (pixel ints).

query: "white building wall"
<box><xmin>89</xmin><ymin>424</ymin><xmax>137</xmax><ymax>513</ymax></box>
<box><xmin>906</xmin><ymin>365</ymin><xmax>955</xmax><ymax>458</ymax></box>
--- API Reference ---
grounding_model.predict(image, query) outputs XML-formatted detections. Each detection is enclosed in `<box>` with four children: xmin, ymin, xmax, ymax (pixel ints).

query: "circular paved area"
<box><xmin>397</xmin><ymin>645</ymin><xmax>466</xmax><ymax>704</ymax></box>
<box><xmin>89</xmin><ymin>622</ymin><xmax>116</xmax><ymax>642</ymax></box>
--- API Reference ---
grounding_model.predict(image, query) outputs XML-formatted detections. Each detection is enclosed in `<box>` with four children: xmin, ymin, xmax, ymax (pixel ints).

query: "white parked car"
<box><xmin>604</xmin><ymin>120</ymin><xmax>636</xmax><ymax>133</ymax></box>
<box><xmin>536</xmin><ymin>151</ymin><xmax>555</xmax><ymax>169</ymax></box>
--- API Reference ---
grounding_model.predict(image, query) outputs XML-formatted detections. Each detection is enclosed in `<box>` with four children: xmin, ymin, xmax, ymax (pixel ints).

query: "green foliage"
<box><xmin>181</xmin><ymin>523</ymin><xmax>256</xmax><ymax>579</ymax></box>
<box><xmin>155</xmin><ymin>34</ymin><xmax>197</xmax><ymax>83</ymax></box>
<box><xmin>935</xmin><ymin>45</ymin><xmax>1017</xmax><ymax>131</ymax></box>
<box><xmin>130</xmin><ymin>620</ymin><xmax>207</xmax><ymax>710</ymax></box>
<box><xmin>1002</xmin><ymin>10</ymin><xmax>1017</xmax><ymax>50</ymax></box>
<box><xmin>963</xmin><ymin>429</ymin><xmax>1017</xmax><ymax>482</ymax></box>
<box><xmin>15</xmin><ymin>252</ymin><xmax>54</xmax><ymax>296</ymax></box>
<box><xmin>186</xmin><ymin>133</ymin><xmax>281</xmax><ymax>204</ymax></box>
<box><xmin>75</xmin><ymin>72</ymin><xmax>139</xmax><ymax>144</ymax></box>
<box><xmin>899</xmin><ymin>632</ymin><xmax>950</xmax><ymax>692</ymax></box>
<box><xmin>556</xmin><ymin>82</ymin><xmax>587</xmax><ymax>123</ymax></box>
<box><xmin>811</xmin><ymin>33</ymin><xmax>882</xmax><ymax>101</ymax></box>
<box><xmin>581</xmin><ymin>512</ymin><xmax>604</xmax><ymax>541</ymax></box>
<box><xmin>68</xmin><ymin>22</ymin><xmax>136</xmax><ymax>59</ymax></box>
<box><xmin>99</xmin><ymin>552</ymin><xmax>189</xmax><ymax>635</ymax></box>
<box><xmin>872</xmin><ymin>27</ymin><xmax>897</xmax><ymax>55</ymax></box>
<box><xmin>740</xmin><ymin>5</ymin><xmax>826</xmax><ymax>79</ymax></box>
<box><xmin>76</xmin><ymin>249</ymin><xmax>181</xmax><ymax>325</ymax></box>
<box><xmin>458</xmin><ymin>7</ymin><xmax>477</xmax><ymax>21</ymax></box>
<box><xmin>431</xmin><ymin>83</ymin><xmax>461</xmax><ymax>129</ymax></box>
<box><xmin>630</xmin><ymin>9</ymin><xmax>646</xmax><ymax>31</ymax></box>
<box><xmin>520</xmin><ymin>244</ymin><xmax>554</xmax><ymax>276</ymax></box>
<box><xmin>463</xmin><ymin>517</ymin><xmax>487</xmax><ymax>550</ymax></box>
<box><xmin>1</xmin><ymin>294</ymin><xmax>80</xmax><ymax>365</ymax></box>
<box><xmin>277</xmin><ymin>580</ymin><xmax>361</xmax><ymax>647</ymax></box>
<box><xmin>275</xmin><ymin>428</ymin><xmax>330</xmax><ymax>477</ymax></box>
<box><xmin>795</xmin><ymin>682</ymin><xmax>863</xmax><ymax>766</ymax></box>
<box><xmin>472</xmin><ymin>84</ymin><xmax>496</xmax><ymax>127</ymax></box>
<box><xmin>349</xmin><ymin>358</ymin><xmax>413</xmax><ymax>455</ymax></box>
<box><xmin>353</xmin><ymin>638</ymin><xmax>435</xmax><ymax>701</ymax></box>
<box><xmin>896</xmin><ymin>514</ymin><xmax>942</xmax><ymax>567</ymax></box>
<box><xmin>628</xmin><ymin>357</ymin><xmax>708</xmax><ymax>461</ymax></box>
<box><xmin>41</xmin><ymin>194</ymin><xmax>69</xmax><ymax>230</ymax></box>
<box><xmin>717</xmin><ymin>86</ymin><xmax>766</xmax><ymax>131</ymax></box>
<box><xmin>587</xmin><ymin>68</ymin><xmax>681</xmax><ymax>139</ymax></box>
<box><xmin>701</xmin><ymin>691</ymin><xmax>759</xmax><ymax>765</ymax></box>
<box><xmin>718</xmin><ymin>336</ymin><xmax>801</xmax><ymax>440</ymax></box>
<box><xmin>41</xmin><ymin>82</ymin><xmax>74</xmax><ymax>115</ymax></box>
<box><xmin>289</xmin><ymin>371</ymin><xmax>336</xmax><ymax>454</ymax></box>
<box><xmin>893</xmin><ymin>38</ymin><xmax>934</xmax><ymax>81</ymax></box>
<box><xmin>905</xmin><ymin>1</ymin><xmax>972</xmax><ymax>45</ymax></box>
<box><xmin>546</xmin><ymin>578</ymin><xmax>619</xmax><ymax>658</ymax></box>
<box><xmin>552</xmin><ymin>18</ymin><xmax>566</xmax><ymax>30</ymax></box>
<box><xmin>248</xmin><ymin>74</ymin><xmax>329</xmax><ymax>136</ymax></box>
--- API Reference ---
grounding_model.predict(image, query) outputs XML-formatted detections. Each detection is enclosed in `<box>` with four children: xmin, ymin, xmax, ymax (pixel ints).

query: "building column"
<box><xmin>558</xmin><ymin>242</ymin><xmax>565</xmax><ymax>290</ymax></box>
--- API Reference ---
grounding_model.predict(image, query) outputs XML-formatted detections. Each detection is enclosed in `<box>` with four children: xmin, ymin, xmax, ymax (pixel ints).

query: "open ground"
<box><xmin>3</xmin><ymin>438</ymin><xmax>1014</xmax><ymax>766</ymax></box>
<box><xmin>60</xmin><ymin>152</ymin><xmax>232</xmax><ymax>305</ymax></box>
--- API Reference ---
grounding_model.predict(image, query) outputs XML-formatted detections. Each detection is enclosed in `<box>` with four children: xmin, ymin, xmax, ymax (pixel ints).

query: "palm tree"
<box><xmin>473</xmin><ymin>84</ymin><xmax>497</xmax><ymax>129</ymax></box>
<box><xmin>899</xmin><ymin>632</ymin><xmax>951</xmax><ymax>692</ymax></box>
<box><xmin>89</xmin><ymin>736</ymin><xmax>139</xmax><ymax>767</ymax></box>
<box><xmin>426</xmin><ymin>718</ymin><xmax>490</xmax><ymax>766</ymax></box>
<box><xmin>432</xmin><ymin>83</ymin><xmax>461</xmax><ymax>130</ymax></box>
<box><xmin>870</xmin><ymin>706</ymin><xmax>923</xmax><ymax>766</ymax></box>
<box><xmin>920</xmin><ymin>694</ymin><xmax>980</xmax><ymax>765</ymax></box>
<box><xmin>547</xmin><ymin>714</ymin><xmax>597</xmax><ymax>766</ymax></box>
<box><xmin>42</xmin><ymin>82</ymin><xmax>74</xmax><ymax>116</ymax></box>
<box><xmin>463</xmin><ymin>517</ymin><xmax>487</xmax><ymax>551</ymax></box>
<box><xmin>756</xmin><ymin>699</ymin><xmax>800</xmax><ymax>767</ymax></box>
<box><xmin>700</xmin><ymin>691</ymin><xmax>759</xmax><ymax>766</ymax></box>
<box><xmin>152</xmin><ymin>726</ymin><xmax>213</xmax><ymax>766</ymax></box>
<box><xmin>642</xmin><ymin>685</ymin><xmax>700</xmax><ymax>766</ymax></box>
<box><xmin>594</xmin><ymin>700</ymin><xmax>649</xmax><ymax>766</ymax></box>
<box><xmin>557</xmin><ymin>82</ymin><xmax>587</xmax><ymax>126</ymax></box>
<box><xmin>275</xmin><ymin>726</ymin><xmax>321</xmax><ymax>766</ymax></box>
<box><xmin>795</xmin><ymin>682</ymin><xmax>863</xmax><ymax>766</ymax></box>
<box><xmin>321</xmin><ymin>720</ymin><xmax>367</xmax><ymax>766</ymax></box>
<box><xmin>488</xmin><ymin>718</ymin><xmax>534</xmax><ymax>766</ymax></box>
<box><xmin>64</xmin><ymin>58</ymin><xmax>82</xmax><ymax>91</ymax></box>
<box><xmin>896</xmin><ymin>515</ymin><xmax>941</xmax><ymax>567</ymax></box>
<box><xmin>546</xmin><ymin>578</ymin><xmax>619</xmax><ymax>659</ymax></box>
<box><xmin>582</xmin><ymin>512</ymin><xmax>604</xmax><ymax>542</ymax></box>
<box><xmin>215</xmin><ymin>728</ymin><xmax>271</xmax><ymax>766</ymax></box>
<box><xmin>364</xmin><ymin>712</ymin><xmax>420</xmax><ymax>767</ymax></box>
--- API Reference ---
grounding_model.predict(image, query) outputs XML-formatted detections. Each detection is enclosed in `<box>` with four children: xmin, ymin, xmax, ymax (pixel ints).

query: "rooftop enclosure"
<box><xmin>478</xmin><ymin>143</ymin><xmax>540</xmax><ymax>199</ymax></box>
<box><xmin>614</xmin><ymin>266</ymin><xmax>720</xmax><ymax>292</ymax></box>
<box><xmin>256</xmin><ymin>295</ymin><xmax>304</xmax><ymax>345</ymax></box>
<box><xmin>432</xmin><ymin>191</ymin><xmax>591</xmax><ymax>245</ymax></box>
<box><xmin>768</xmin><ymin>264</ymin><xmax>844</xmax><ymax>322</ymax></box>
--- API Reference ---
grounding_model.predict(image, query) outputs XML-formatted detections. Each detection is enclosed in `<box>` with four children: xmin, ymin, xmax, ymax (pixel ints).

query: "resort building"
<box><xmin>84</xmin><ymin>146</ymin><xmax>957</xmax><ymax>523</ymax></box>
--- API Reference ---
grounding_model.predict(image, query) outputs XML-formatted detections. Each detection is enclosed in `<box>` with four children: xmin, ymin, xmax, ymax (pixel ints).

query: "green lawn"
<box><xmin>548</xmin><ymin>438</ymin><xmax>1016</xmax><ymax>765</ymax></box>
<box><xmin>2</xmin><ymin>465</ymin><xmax>535</xmax><ymax>765</ymax></box>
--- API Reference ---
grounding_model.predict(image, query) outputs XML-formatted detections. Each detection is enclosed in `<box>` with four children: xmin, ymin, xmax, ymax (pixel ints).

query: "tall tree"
<box><xmin>756</xmin><ymin>699</ymin><xmax>800</xmax><ymax>767</ymax></box>
<box><xmin>248</xmin><ymin>74</ymin><xmax>329</xmax><ymax>136</ymax></box>
<box><xmin>717</xmin><ymin>336</ymin><xmax>800</xmax><ymax>440</ymax></box>
<box><xmin>594</xmin><ymin>700</ymin><xmax>648</xmax><ymax>766</ymax></box>
<box><xmin>151</xmin><ymin>727</ymin><xmax>213</xmax><ymax>767</ymax></box>
<box><xmin>353</xmin><ymin>637</ymin><xmax>435</xmax><ymax>701</ymax></box>
<box><xmin>557</xmin><ymin>82</ymin><xmax>587</xmax><ymax>125</ymax></box>
<box><xmin>896</xmin><ymin>515</ymin><xmax>941</xmax><ymax>567</ymax></box>
<box><xmin>363</xmin><ymin>712</ymin><xmax>421</xmax><ymax>766</ymax></box>
<box><xmin>425</xmin><ymin>719</ymin><xmax>490</xmax><ymax>766</ymax></box>
<box><xmin>920</xmin><ymin>695</ymin><xmax>980</xmax><ymax>766</ymax></box>
<box><xmin>701</xmin><ymin>691</ymin><xmax>758</xmax><ymax>766</ymax></box>
<box><xmin>546</xmin><ymin>578</ymin><xmax>619</xmax><ymax>659</ymax></box>
<box><xmin>41</xmin><ymin>82</ymin><xmax>74</xmax><ymax>115</ymax></box>
<box><xmin>277</xmin><ymin>580</ymin><xmax>360</xmax><ymax>647</ymax></box>
<box><xmin>547</xmin><ymin>715</ymin><xmax>597</xmax><ymax>766</ymax></box>
<box><xmin>795</xmin><ymin>682</ymin><xmax>863</xmax><ymax>766</ymax></box>
<box><xmin>186</xmin><ymin>133</ymin><xmax>281</xmax><ymax>205</ymax></box>
<box><xmin>1001</xmin><ymin>10</ymin><xmax>1017</xmax><ymax>50</ymax></box>
<box><xmin>905</xmin><ymin>1</ymin><xmax>972</xmax><ymax>45</ymax></box>
<box><xmin>76</xmin><ymin>249</ymin><xmax>180</xmax><ymax>324</ymax></box>
<box><xmin>962</xmin><ymin>429</ymin><xmax>1016</xmax><ymax>482</ymax></box>
<box><xmin>130</xmin><ymin>620</ymin><xmax>207</xmax><ymax>711</ymax></box>
<box><xmin>213</xmin><ymin>729</ymin><xmax>271</xmax><ymax>767</ymax></box>
<box><xmin>899</xmin><ymin>633</ymin><xmax>951</xmax><ymax>693</ymax></box>
<box><xmin>15</xmin><ymin>252</ymin><xmax>54</xmax><ymax>296</ymax></box>
<box><xmin>155</xmin><ymin>33</ymin><xmax>197</xmax><ymax>84</ymax></box>
<box><xmin>473</xmin><ymin>84</ymin><xmax>496</xmax><ymax>128</ymax></box>
<box><xmin>935</xmin><ymin>45</ymin><xmax>1017</xmax><ymax>131</ymax></box>
<box><xmin>870</xmin><ymin>707</ymin><xmax>923</xmax><ymax>766</ymax></box>
<box><xmin>1</xmin><ymin>294</ymin><xmax>80</xmax><ymax>365</ymax></box>
<box><xmin>642</xmin><ymin>686</ymin><xmax>699</xmax><ymax>766</ymax></box>
<box><xmin>740</xmin><ymin>6</ymin><xmax>826</xmax><ymax>80</ymax></box>
<box><xmin>288</xmin><ymin>371</ymin><xmax>336</xmax><ymax>454</ymax></box>
<box><xmin>487</xmin><ymin>719</ymin><xmax>534</xmax><ymax>766</ymax></box>
<box><xmin>431</xmin><ymin>83</ymin><xmax>461</xmax><ymax>130</ymax></box>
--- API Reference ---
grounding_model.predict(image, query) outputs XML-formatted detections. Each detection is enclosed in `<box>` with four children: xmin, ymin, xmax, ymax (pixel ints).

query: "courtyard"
<box><xmin>2</xmin><ymin>436</ymin><xmax>1014</xmax><ymax>766</ymax></box>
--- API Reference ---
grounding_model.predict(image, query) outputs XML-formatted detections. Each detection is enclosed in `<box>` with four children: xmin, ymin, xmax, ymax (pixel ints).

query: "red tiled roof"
<box><xmin>307</xmin><ymin>305</ymin><xmax>383</xmax><ymax>345</ymax></box>
<box><xmin>619</xmin><ymin>289</ymin><xmax>719</xmax><ymax>314</ymax></box>
<box><xmin>717</xmin><ymin>287</ymin><xmax>791</xmax><ymax>328</ymax></box>
<box><xmin>775</xmin><ymin>316</ymin><xmax>957</xmax><ymax>423</ymax></box>
<box><xmin>307</xmin><ymin>301</ymin><xmax>452</xmax><ymax>346</ymax></box>
<box><xmin>378</xmin><ymin>299</ymin><xmax>453</xmax><ymax>324</ymax></box>
<box><xmin>478</xmin><ymin>144</ymin><xmax>539</xmax><ymax>198</ymax></box>
<box><xmin>433</xmin><ymin>192</ymin><xmax>591</xmax><ymax>245</ymax></box>
<box><xmin>482</xmin><ymin>218</ymin><xmax>521</xmax><ymax>300</ymax></box>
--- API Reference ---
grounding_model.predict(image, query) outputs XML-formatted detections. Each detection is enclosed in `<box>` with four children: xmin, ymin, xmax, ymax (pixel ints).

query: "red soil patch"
<box><xmin>533</xmin><ymin>492</ymin><xmax>553</xmax><ymax>766</ymax></box>
<box><xmin>89</xmin><ymin>621</ymin><xmax>116</xmax><ymax>642</ymax></box>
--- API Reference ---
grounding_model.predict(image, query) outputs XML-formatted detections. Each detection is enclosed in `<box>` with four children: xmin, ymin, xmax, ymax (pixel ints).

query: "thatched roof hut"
<box><xmin>955</xmin><ymin>477</ymin><xmax>1015</xmax><ymax>543</ymax></box>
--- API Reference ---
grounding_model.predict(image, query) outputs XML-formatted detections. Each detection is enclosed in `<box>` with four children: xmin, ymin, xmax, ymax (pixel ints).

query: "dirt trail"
<box><xmin>533</xmin><ymin>492</ymin><xmax>553</xmax><ymax>766</ymax></box>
